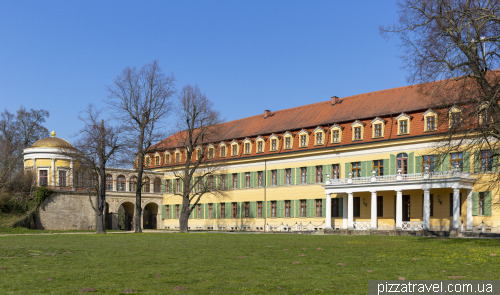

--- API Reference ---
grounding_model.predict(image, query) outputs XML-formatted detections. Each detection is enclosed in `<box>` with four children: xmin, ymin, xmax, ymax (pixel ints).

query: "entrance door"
<box><xmin>402</xmin><ymin>195</ymin><xmax>410</xmax><ymax>221</ymax></box>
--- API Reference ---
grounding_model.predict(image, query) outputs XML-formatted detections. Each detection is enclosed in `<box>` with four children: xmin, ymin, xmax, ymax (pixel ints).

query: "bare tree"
<box><xmin>106</xmin><ymin>60</ymin><xmax>175</xmax><ymax>233</ymax></box>
<box><xmin>158</xmin><ymin>84</ymin><xmax>228</xmax><ymax>233</ymax></box>
<box><xmin>72</xmin><ymin>105</ymin><xmax>129</xmax><ymax>234</ymax></box>
<box><xmin>381</xmin><ymin>0</ymin><xmax>500</xmax><ymax>187</ymax></box>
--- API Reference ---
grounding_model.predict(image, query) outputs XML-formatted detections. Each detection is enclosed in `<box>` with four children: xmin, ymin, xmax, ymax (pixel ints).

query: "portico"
<box><xmin>324</xmin><ymin>169</ymin><xmax>476</xmax><ymax>231</ymax></box>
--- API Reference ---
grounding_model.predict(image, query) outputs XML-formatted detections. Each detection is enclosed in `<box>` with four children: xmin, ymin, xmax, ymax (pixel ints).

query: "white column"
<box><xmin>466</xmin><ymin>189</ymin><xmax>473</xmax><ymax>231</ymax></box>
<box><xmin>325</xmin><ymin>193</ymin><xmax>332</xmax><ymax>229</ymax></box>
<box><xmin>452</xmin><ymin>188</ymin><xmax>460</xmax><ymax>230</ymax></box>
<box><xmin>342</xmin><ymin>194</ymin><xmax>347</xmax><ymax>229</ymax></box>
<box><xmin>396</xmin><ymin>190</ymin><xmax>402</xmax><ymax>230</ymax></box>
<box><xmin>371</xmin><ymin>191</ymin><xmax>377</xmax><ymax>230</ymax></box>
<box><xmin>70</xmin><ymin>160</ymin><xmax>74</xmax><ymax>186</ymax></box>
<box><xmin>423</xmin><ymin>189</ymin><xmax>430</xmax><ymax>230</ymax></box>
<box><xmin>347</xmin><ymin>192</ymin><xmax>353</xmax><ymax>229</ymax></box>
<box><xmin>51</xmin><ymin>158</ymin><xmax>56</xmax><ymax>186</ymax></box>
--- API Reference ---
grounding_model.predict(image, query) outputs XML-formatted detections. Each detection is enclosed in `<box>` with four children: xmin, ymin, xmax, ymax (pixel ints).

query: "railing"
<box><xmin>326</xmin><ymin>170</ymin><xmax>471</xmax><ymax>186</ymax></box>
<box><xmin>402</xmin><ymin>221</ymin><xmax>423</xmax><ymax>231</ymax></box>
<box><xmin>353</xmin><ymin>221</ymin><xmax>371</xmax><ymax>230</ymax></box>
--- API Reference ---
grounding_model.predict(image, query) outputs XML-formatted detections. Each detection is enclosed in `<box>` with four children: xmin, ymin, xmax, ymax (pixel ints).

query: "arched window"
<box><xmin>106</xmin><ymin>174</ymin><xmax>113</xmax><ymax>191</ymax></box>
<box><xmin>129</xmin><ymin>176</ymin><xmax>137</xmax><ymax>192</ymax></box>
<box><xmin>397</xmin><ymin>153</ymin><xmax>408</xmax><ymax>174</ymax></box>
<box><xmin>117</xmin><ymin>175</ymin><xmax>126</xmax><ymax>191</ymax></box>
<box><xmin>142</xmin><ymin>177</ymin><xmax>150</xmax><ymax>193</ymax></box>
<box><xmin>154</xmin><ymin>178</ymin><xmax>161</xmax><ymax>193</ymax></box>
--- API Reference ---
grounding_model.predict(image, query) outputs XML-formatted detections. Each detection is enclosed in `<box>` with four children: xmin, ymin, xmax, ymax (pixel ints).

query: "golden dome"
<box><xmin>30</xmin><ymin>131</ymin><xmax>75</xmax><ymax>149</ymax></box>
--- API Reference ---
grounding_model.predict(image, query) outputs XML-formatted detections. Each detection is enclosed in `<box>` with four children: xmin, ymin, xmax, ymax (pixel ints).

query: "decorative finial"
<box><xmin>51</xmin><ymin>131</ymin><xmax>56</xmax><ymax>137</ymax></box>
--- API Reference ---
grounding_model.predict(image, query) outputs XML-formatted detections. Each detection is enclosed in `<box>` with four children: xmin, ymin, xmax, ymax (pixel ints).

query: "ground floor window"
<box><xmin>332</xmin><ymin>198</ymin><xmax>339</xmax><ymax>217</ymax></box>
<box><xmin>166</xmin><ymin>206</ymin><xmax>170</xmax><ymax>219</ymax></box>
<box><xmin>176</xmin><ymin>205</ymin><xmax>180</xmax><ymax>219</ymax></box>
<box><xmin>244</xmin><ymin>202</ymin><xmax>250</xmax><ymax>218</ymax></box>
<box><xmin>271</xmin><ymin>201</ymin><xmax>277</xmax><ymax>218</ymax></box>
<box><xmin>479</xmin><ymin>192</ymin><xmax>485</xmax><ymax>215</ymax></box>
<box><xmin>232</xmin><ymin>202</ymin><xmax>237</xmax><ymax>218</ymax></box>
<box><xmin>257</xmin><ymin>201</ymin><xmax>262</xmax><ymax>218</ymax></box>
<box><xmin>39</xmin><ymin>170</ymin><xmax>48</xmax><ymax>186</ymax></box>
<box><xmin>208</xmin><ymin>203</ymin><xmax>213</xmax><ymax>219</ymax></box>
<box><xmin>315</xmin><ymin>199</ymin><xmax>322</xmax><ymax>217</ymax></box>
<box><xmin>220</xmin><ymin>203</ymin><xmax>226</xmax><ymax>219</ymax></box>
<box><xmin>300</xmin><ymin>200</ymin><xmax>306</xmax><ymax>217</ymax></box>
<box><xmin>285</xmin><ymin>200</ymin><xmax>291</xmax><ymax>217</ymax></box>
<box><xmin>59</xmin><ymin>170</ymin><xmax>67</xmax><ymax>186</ymax></box>
<box><xmin>197</xmin><ymin>204</ymin><xmax>202</xmax><ymax>219</ymax></box>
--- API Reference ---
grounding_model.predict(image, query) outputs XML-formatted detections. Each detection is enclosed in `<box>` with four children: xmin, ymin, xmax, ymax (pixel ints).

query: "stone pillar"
<box><xmin>347</xmin><ymin>192</ymin><xmax>353</xmax><ymax>230</ymax></box>
<box><xmin>371</xmin><ymin>191</ymin><xmax>377</xmax><ymax>230</ymax></box>
<box><xmin>342</xmin><ymin>194</ymin><xmax>347</xmax><ymax>229</ymax></box>
<box><xmin>423</xmin><ymin>189</ymin><xmax>430</xmax><ymax>230</ymax></box>
<box><xmin>325</xmin><ymin>193</ymin><xmax>332</xmax><ymax>229</ymax></box>
<box><xmin>396</xmin><ymin>189</ymin><xmax>402</xmax><ymax>230</ymax></box>
<box><xmin>452</xmin><ymin>188</ymin><xmax>460</xmax><ymax>230</ymax></box>
<box><xmin>51</xmin><ymin>158</ymin><xmax>56</xmax><ymax>186</ymax></box>
<box><xmin>466</xmin><ymin>189</ymin><xmax>473</xmax><ymax>231</ymax></box>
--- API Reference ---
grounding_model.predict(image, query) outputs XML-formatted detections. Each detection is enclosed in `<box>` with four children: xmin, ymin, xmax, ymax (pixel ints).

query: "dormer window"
<box><xmin>400</xmin><ymin>120</ymin><xmax>408</xmax><ymax>134</ymax></box>
<box><xmin>448</xmin><ymin>106</ymin><xmax>462</xmax><ymax>129</ymax></box>
<box><xmin>268</xmin><ymin>134</ymin><xmax>280</xmax><ymax>151</ymax></box>
<box><xmin>330</xmin><ymin>124</ymin><xmax>342</xmax><ymax>144</ymax></box>
<box><xmin>316</xmin><ymin>133</ymin><xmax>322</xmax><ymax>144</ymax></box>
<box><xmin>155</xmin><ymin>155</ymin><xmax>160</xmax><ymax>166</ymax></box>
<box><xmin>232</xmin><ymin>145</ymin><xmax>237</xmax><ymax>156</ymax></box>
<box><xmin>333</xmin><ymin>130</ymin><xmax>340</xmax><ymax>142</ymax></box>
<box><xmin>370</xmin><ymin>117</ymin><xmax>385</xmax><ymax>138</ymax></box>
<box><xmin>479</xmin><ymin>109</ymin><xmax>492</xmax><ymax>125</ymax></box>
<box><xmin>220</xmin><ymin>146</ymin><xmax>226</xmax><ymax>157</ymax></box>
<box><xmin>374</xmin><ymin>124</ymin><xmax>382</xmax><ymax>137</ymax></box>
<box><xmin>354</xmin><ymin>127</ymin><xmax>361</xmax><ymax>140</ymax></box>
<box><xmin>285</xmin><ymin>137</ymin><xmax>291</xmax><ymax>148</ymax></box>
<box><xmin>427</xmin><ymin>116</ymin><xmax>435</xmax><ymax>130</ymax></box>
<box><xmin>351</xmin><ymin>121</ymin><xmax>364</xmax><ymax>141</ymax></box>
<box><xmin>245</xmin><ymin>142</ymin><xmax>250</xmax><ymax>154</ymax></box>
<box><xmin>258</xmin><ymin>141</ymin><xmax>263</xmax><ymax>152</ymax></box>
<box><xmin>208</xmin><ymin>148</ymin><xmax>214</xmax><ymax>159</ymax></box>
<box><xmin>313</xmin><ymin>127</ymin><xmax>325</xmax><ymax>146</ymax></box>
<box><xmin>271</xmin><ymin>139</ymin><xmax>277</xmax><ymax>151</ymax></box>
<box><xmin>175</xmin><ymin>152</ymin><xmax>181</xmax><ymax>163</ymax></box>
<box><xmin>396</xmin><ymin>113</ymin><xmax>411</xmax><ymax>135</ymax></box>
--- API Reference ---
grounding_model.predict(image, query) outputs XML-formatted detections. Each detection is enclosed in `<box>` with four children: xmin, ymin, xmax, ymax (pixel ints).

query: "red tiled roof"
<box><xmin>151</xmin><ymin>83</ymin><xmax>434</xmax><ymax>151</ymax></box>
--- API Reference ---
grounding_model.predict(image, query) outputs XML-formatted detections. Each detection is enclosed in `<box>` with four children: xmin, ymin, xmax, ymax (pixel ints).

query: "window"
<box><xmin>221</xmin><ymin>174</ymin><xmax>226</xmax><ymax>189</ymax></box>
<box><xmin>480</xmin><ymin>109</ymin><xmax>492</xmax><ymax>124</ymax></box>
<box><xmin>208</xmin><ymin>148</ymin><xmax>214</xmax><ymax>159</ymax></box>
<box><xmin>316</xmin><ymin>132</ymin><xmax>323</xmax><ymax>145</ymax></box>
<box><xmin>258</xmin><ymin>141</ymin><xmax>263</xmax><ymax>153</ymax></box>
<box><xmin>245</xmin><ymin>172</ymin><xmax>250</xmax><ymax>188</ymax></box>
<box><xmin>220</xmin><ymin>146</ymin><xmax>226</xmax><ymax>157</ymax></box>
<box><xmin>208</xmin><ymin>204</ymin><xmax>214</xmax><ymax>219</ymax></box>
<box><xmin>197</xmin><ymin>178</ymin><xmax>202</xmax><ymax>192</ymax></box>
<box><xmin>285</xmin><ymin>169</ymin><xmax>291</xmax><ymax>185</ymax></box>
<box><xmin>353</xmin><ymin>197</ymin><xmax>360</xmax><ymax>217</ymax></box>
<box><xmin>166</xmin><ymin>206</ymin><xmax>170</xmax><ymax>219</ymax></box>
<box><xmin>245</xmin><ymin>143</ymin><xmax>250</xmax><ymax>154</ymax></box>
<box><xmin>155</xmin><ymin>156</ymin><xmax>160</xmax><ymax>166</ymax></box>
<box><xmin>480</xmin><ymin>150</ymin><xmax>492</xmax><ymax>172</ymax></box>
<box><xmin>166</xmin><ymin>179</ymin><xmax>171</xmax><ymax>193</ymax></box>
<box><xmin>426</xmin><ymin>116</ymin><xmax>435</xmax><ymax>131</ymax></box>
<box><xmin>271</xmin><ymin>201</ymin><xmax>277</xmax><ymax>218</ymax></box>
<box><xmin>197</xmin><ymin>204</ymin><xmax>202</xmax><ymax>219</ymax></box>
<box><xmin>451</xmin><ymin>112</ymin><xmax>461</xmax><ymax>127</ymax></box>
<box><xmin>374</xmin><ymin>124</ymin><xmax>382</xmax><ymax>137</ymax></box>
<box><xmin>145</xmin><ymin>157</ymin><xmax>151</xmax><ymax>167</ymax></box>
<box><xmin>316</xmin><ymin>166</ymin><xmax>323</xmax><ymax>183</ymax></box>
<box><xmin>332</xmin><ymin>198</ymin><xmax>339</xmax><ymax>217</ymax></box>
<box><xmin>232</xmin><ymin>202</ymin><xmax>237</xmax><ymax>218</ymax></box>
<box><xmin>257</xmin><ymin>201</ymin><xmax>262</xmax><ymax>218</ymax></box>
<box><xmin>106</xmin><ymin>174</ymin><xmax>113</xmax><ymax>191</ymax></box>
<box><xmin>399</xmin><ymin>120</ymin><xmax>408</xmax><ymax>134</ymax></box>
<box><xmin>142</xmin><ymin>178</ymin><xmax>150</xmax><ymax>193</ymax></box>
<box><xmin>285</xmin><ymin>200</ymin><xmax>291</xmax><ymax>217</ymax></box>
<box><xmin>332</xmin><ymin>164</ymin><xmax>340</xmax><ymax>179</ymax></box>
<box><xmin>450</xmin><ymin>152</ymin><xmax>463</xmax><ymax>171</ymax></box>
<box><xmin>449</xmin><ymin>193</ymin><xmax>462</xmax><ymax>216</ymax></box>
<box><xmin>315</xmin><ymin>199</ymin><xmax>322</xmax><ymax>217</ymax></box>
<box><xmin>154</xmin><ymin>178</ymin><xmax>161</xmax><ymax>193</ymax></box>
<box><xmin>244</xmin><ymin>202</ymin><xmax>250</xmax><ymax>218</ymax></box>
<box><xmin>351</xmin><ymin>162</ymin><xmax>361</xmax><ymax>177</ymax></box>
<box><xmin>176</xmin><ymin>179</ymin><xmax>181</xmax><ymax>192</ymax></box>
<box><xmin>129</xmin><ymin>177</ymin><xmax>137</xmax><ymax>192</ymax></box>
<box><xmin>176</xmin><ymin>205</ymin><xmax>180</xmax><ymax>219</ymax></box>
<box><xmin>354</xmin><ymin>127</ymin><xmax>362</xmax><ymax>140</ymax></box>
<box><xmin>285</xmin><ymin>137</ymin><xmax>291</xmax><ymax>149</ymax></box>
<box><xmin>176</xmin><ymin>153</ymin><xmax>180</xmax><ymax>163</ymax></box>
<box><xmin>373</xmin><ymin>160</ymin><xmax>384</xmax><ymax>176</ymax></box>
<box><xmin>117</xmin><ymin>176</ymin><xmax>126</xmax><ymax>191</ymax></box>
<box><xmin>232</xmin><ymin>173</ymin><xmax>238</xmax><ymax>189</ymax></box>
<box><xmin>232</xmin><ymin>145</ymin><xmax>237</xmax><ymax>156</ymax></box>
<box><xmin>209</xmin><ymin>175</ymin><xmax>214</xmax><ymax>190</ymax></box>
<box><xmin>271</xmin><ymin>170</ymin><xmax>277</xmax><ymax>186</ymax></box>
<box><xmin>300</xmin><ymin>135</ymin><xmax>307</xmax><ymax>147</ymax></box>
<box><xmin>332</xmin><ymin>130</ymin><xmax>340</xmax><ymax>143</ymax></box>
<box><xmin>479</xmin><ymin>192</ymin><xmax>485</xmax><ymax>215</ymax></box>
<box><xmin>271</xmin><ymin>139</ymin><xmax>277</xmax><ymax>151</ymax></box>
<box><xmin>300</xmin><ymin>200</ymin><xmax>307</xmax><ymax>217</ymax></box>
<box><xmin>377</xmin><ymin>196</ymin><xmax>383</xmax><ymax>217</ymax></box>
<box><xmin>422</xmin><ymin>155</ymin><xmax>435</xmax><ymax>172</ymax></box>
<box><xmin>59</xmin><ymin>170</ymin><xmax>67</xmax><ymax>187</ymax></box>
<box><xmin>197</xmin><ymin>148</ymin><xmax>202</xmax><ymax>160</ymax></box>
<box><xmin>301</xmin><ymin>167</ymin><xmax>307</xmax><ymax>184</ymax></box>
<box><xmin>258</xmin><ymin>171</ymin><xmax>263</xmax><ymax>187</ymax></box>
<box><xmin>397</xmin><ymin>153</ymin><xmax>408</xmax><ymax>174</ymax></box>
<box><xmin>220</xmin><ymin>203</ymin><xmax>226</xmax><ymax>219</ymax></box>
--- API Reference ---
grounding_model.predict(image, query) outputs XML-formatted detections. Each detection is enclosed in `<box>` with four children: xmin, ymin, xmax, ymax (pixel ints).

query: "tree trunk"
<box><xmin>179</xmin><ymin>196</ymin><xmax>190</xmax><ymax>233</ymax></box>
<box><xmin>95</xmin><ymin>212</ymin><xmax>106</xmax><ymax>234</ymax></box>
<box><xmin>135</xmin><ymin>161</ymin><xmax>144</xmax><ymax>233</ymax></box>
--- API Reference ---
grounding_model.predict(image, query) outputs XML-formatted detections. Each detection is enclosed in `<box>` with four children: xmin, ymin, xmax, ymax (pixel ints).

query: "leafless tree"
<box><xmin>381</xmin><ymin>0</ymin><xmax>500</xmax><ymax>187</ymax></box>
<box><xmin>159</xmin><ymin>84</ymin><xmax>228</xmax><ymax>233</ymax></box>
<box><xmin>105</xmin><ymin>60</ymin><xmax>175</xmax><ymax>233</ymax></box>
<box><xmin>72</xmin><ymin>105</ymin><xmax>129</xmax><ymax>234</ymax></box>
<box><xmin>0</xmin><ymin>107</ymin><xmax>49</xmax><ymax>186</ymax></box>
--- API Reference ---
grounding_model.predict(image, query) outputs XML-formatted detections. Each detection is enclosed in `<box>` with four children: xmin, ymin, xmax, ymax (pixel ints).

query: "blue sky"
<box><xmin>0</xmin><ymin>1</ymin><xmax>405</xmax><ymax>142</ymax></box>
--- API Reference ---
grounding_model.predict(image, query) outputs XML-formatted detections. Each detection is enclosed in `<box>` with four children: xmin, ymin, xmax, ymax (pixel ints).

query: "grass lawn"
<box><xmin>0</xmin><ymin>233</ymin><xmax>499</xmax><ymax>294</ymax></box>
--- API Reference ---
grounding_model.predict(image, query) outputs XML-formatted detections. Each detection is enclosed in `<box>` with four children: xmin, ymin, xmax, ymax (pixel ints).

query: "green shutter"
<box><xmin>226</xmin><ymin>202</ymin><xmax>231</xmax><ymax>218</ymax></box>
<box><xmin>161</xmin><ymin>205</ymin><xmax>165</xmax><ymax>219</ymax></box>
<box><xmin>339</xmin><ymin>198</ymin><xmax>343</xmax><ymax>217</ymax></box>
<box><xmin>434</xmin><ymin>155</ymin><xmax>442</xmax><ymax>172</ymax></box>
<box><xmin>279</xmin><ymin>200</ymin><xmax>285</xmax><ymax>218</ymax></box>
<box><xmin>474</xmin><ymin>150</ymin><xmax>480</xmax><ymax>173</ymax></box>
<box><xmin>326</xmin><ymin>164</ymin><xmax>332</xmax><ymax>177</ymax></box>
<box><xmin>390</xmin><ymin>154</ymin><xmax>396</xmax><ymax>175</ymax></box>
<box><xmin>267</xmin><ymin>170</ymin><xmax>271</xmax><ymax>187</ymax></box>
<box><xmin>472</xmin><ymin>192</ymin><xmax>479</xmax><ymax>216</ymax></box>
<box><xmin>322</xmin><ymin>165</ymin><xmax>327</xmax><ymax>182</ymax></box>
<box><xmin>307</xmin><ymin>166</ymin><xmax>312</xmax><ymax>183</ymax></box>
<box><xmin>361</xmin><ymin>161</ymin><xmax>367</xmax><ymax>177</ymax></box>
<box><xmin>205</xmin><ymin>203</ymin><xmax>208</xmax><ymax>218</ymax></box>
<box><xmin>216</xmin><ymin>203</ymin><xmax>220</xmax><ymax>219</ymax></box>
<box><xmin>161</xmin><ymin>179</ymin><xmax>166</xmax><ymax>193</ymax></box>
<box><xmin>279</xmin><ymin>169</ymin><xmax>285</xmax><ymax>186</ymax></box>
<box><xmin>408</xmin><ymin>152</ymin><xmax>414</xmax><ymax>174</ymax></box>
<box><xmin>250</xmin><ymin>202</ymin><xmax>256</xmax><ymax>218</ymax></box>
<box><xmin>291</xmin><ymin>168</ymin><xmax>295</xmax><ymax>185</ymax></box>
<box><xmin>463</xmin><ymin>151</ymin><xmax>471</xmax><ymax>173</ymax></box>
<box><xmin>266</xmin><ymin>201</ymin><xmax>271</xmax><ymax>218</ymax></box>
<box><xmin>296</xmin><ymin>168</ymin><xmax>301</xmax><ymax>184</ymax></box>
<box><xmin>290</xmin><ymin>200</ymin><xmax>295</xmax><ymax>217</ymax></box>
<box><xmin>201</xmin><ymin>203</ymin><xmax>205</xmax><ymax>219</ymax></box>
<box><xmin>442</xmin><ymin>154</ymin><xmax>450</xmax><ymax>171</ymax></box>
<box><xmin>383</xmin><ymin>159</ymin><xmax>389</xmax><ymax>175</ymax></box>
<box><xmin>306</xmin><ymin>199</ymin><xmax>313</xmax><ymax>217</ymax></box>
<box><xmin>485</xmin><ymin>191</ymin><xmax>492</xmax><ymax>216</ymax></box>
<box><xmin>415</xmin><ymin>156</ymin><xmax>422</xmax><ymax>173</ymax></box>
<box><xmin>322</xmin><ymin>198</ymin><xmax>326</xmax><ymax>217</ymax></box>
<box><xmin>492</xmin><ymin>149</ymin><xmax>498</xmax><ymax>171</ymax></box>
<box><xmin>295</xmin><ymin>200</ymin><xmax>300</xmax><ymax>217</ymax></box>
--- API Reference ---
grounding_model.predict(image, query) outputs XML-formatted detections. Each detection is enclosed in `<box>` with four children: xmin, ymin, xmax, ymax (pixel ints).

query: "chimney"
<box><xmin>331</xmin><ymin>96</ymin><xmax>339</xmax><ymax>106</ymax></box>
<box><xmin>264</xmin><ymin>110</ymin><xmax>271</xmax><ymax>119</ymax></box>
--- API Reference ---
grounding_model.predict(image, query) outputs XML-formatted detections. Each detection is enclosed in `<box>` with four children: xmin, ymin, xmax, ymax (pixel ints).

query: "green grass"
<box><xmin>0</xmin><ymin>233</ymin><xmax>499</xmax><ymax>294</ymax></box>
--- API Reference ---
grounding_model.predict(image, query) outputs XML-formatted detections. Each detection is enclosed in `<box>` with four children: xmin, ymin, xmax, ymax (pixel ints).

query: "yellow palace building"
<box><xmin>24</xmin><ymin>84</ymin><xmax>499</xmax><ymax>234</ymax></box>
